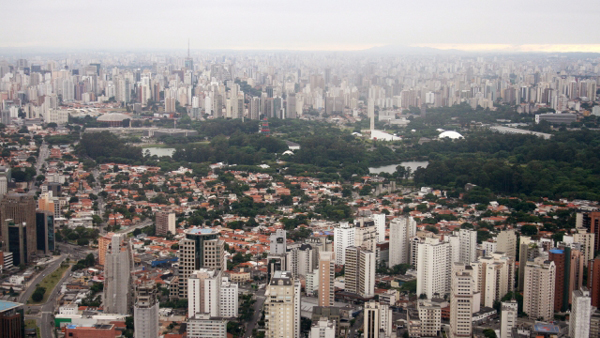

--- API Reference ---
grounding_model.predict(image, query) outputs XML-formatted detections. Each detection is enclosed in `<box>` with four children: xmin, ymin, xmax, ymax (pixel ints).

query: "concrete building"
<box><xmin>450</xmin><ymin>263</ymin><xmax>479</xmax><ymax>338</ymax></box>
<box><xmin>286</xmin><ymin>243</ymin><xmax>314</xmax><ymax>278</ymax></box>
<box><xmin>589</xmin><ymin>257</ymin><xmax>600</xmax><ymax>308</ymax></box>
<box><xmin>155</xmin><ymin>212</ymin><xmax>176</xmax><ymax>236</ymax></box>
<box><xmin>178</xmin><ymin>228</ymin><xmax>224</xmax><ymax>298</ymax></box>
<box><xmin>458</xmin><ymin>229</ymin><xmax>477</xmax><ymax>263</ymax></box>
<box><xmin>354</xmin><ymin>217</ymin><xmax>378</xmax><ymax>254</ymax></box>
<box><xmin>269</xmin><ymin>229</ymin><xmax>287</xmax><ymax>255</ymax></box>
<box><xmin>496</xmin><ymin>229</ymin><xmax>517</xmax><ymax>260</ymax></box>
<box><xmin>417</xmin><ymin>299</ymin><xmax>442</xmax><ymax>337</ymax></box>
<box><xmin>344</xmin><ymin>246</ymin><xmax>375</xmax><ymax>298</ymax></box>
<box><xmin>334</xmin><ymin>222</ymin><xmax>355</xmax><ymax>265</ymax></box>
<box><xmin>265</xmin><ymin>271</ymin><xmax>301</xmax><ymax>338</ymax></box>
<box><xmin>569</xmin><ymin>287</ymin><xmax>592</xmax><ymax>338</ymax></box>
<box><xmin>310</xmin><ymin>319</ymin><xmax>335</xmax><ymax>338</ymax></box>
<box><xmin>500</xmin><ymin>300</ymin><xmax>518</xmax><ymax>338</ymax></box>
<box><xmin>573</xmin><ymin>227</ymin><xmax>594</xmax><ymax>266</ymax></box>
<box><xmin>389</xmin><ymin>216</ymin><xmax>416</xmax><ymax>267</ymax></box>
<box><xmin>417</xmin><ymin>237</ymin><xmax>451</xmax><ymax>299</ymax></box>
<box><xmin>364</xmin><ymin>301</ymin><xmax>383</xmax><ymax>338</ymax></box>
<box><xmin>549</xmin><ymin>247</ymin><xmax>584</xmax><ymax>312</ymax></box>
<box><xmin>1</xmin><ymin>194</ymin><xmax>36</xmax><ymax>265</ymax></box>
<box><xmin>133</xmin><ymin>283</ymin><xmax>159</xmax><ymax>338</ymax></box>
<box><xmin>219</xmin><ymin>277</ymin><xmax>238</xmax><ymax>318</ymax></box>
<box><xmin>523</xmin><ymin>257</ymin><xmax>555</xmax><ymax>321</ymax></box>
<box><xmin>0</xmin><ymin>300</ymin><xmax>24</xmax><ymax>338</ymax></box>
<box><xmin>518</xmin><ymin>236</ymin><xmax>540</xmax><ymax>291</ymax></box>
<box><xmin>187</xmin><ymin>314</ymin><xmax>227</xmax><ymax>338</ymax></box>
<box><xmin>188</xmin><ymin>269</ymin><xmax>222</xmax><ymax>318</ymax></box>
<box><xmin>35</xmin><ymin>212</ymin><xmax>54</xmax><ymax>255</ymax></box>
<box><xmin>318</xmin><ymin>251</ymin><xmax>335</xmax><ymax>307</ymax></box>
<box><xmin>478</xmin><ymin>252</ymin><xmax>515</xmax><ymax>308</ymax></box>
<box><xmin>373</xmin><ymin>213</ymin><xmax>386</xmax><ymax>243</ymax></box>
<box><xmin>98</xmin><ymin>232</ymin><xmax>115</xmax><ymax>266</ymax></box>
<box><xmin>103</xmin><ymin>234</ymin><xmax>133</xmax><ymax>315</ymax></box>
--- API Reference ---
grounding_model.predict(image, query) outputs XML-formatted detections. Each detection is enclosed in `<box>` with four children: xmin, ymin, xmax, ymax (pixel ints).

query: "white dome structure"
<box><xmin>439</xmin><ymin>131</ymin><xmax>464</xmax><ymax>140</ymax></box>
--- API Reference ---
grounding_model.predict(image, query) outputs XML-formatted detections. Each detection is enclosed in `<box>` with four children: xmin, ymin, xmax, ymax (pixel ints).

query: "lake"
<box><xmin>143</xmin><ymin>147</ymin><xmax>176</xmax><ymax>157</ymax></box>
<box><xmin>369</xmin><ymin>161</ymin><xmax>429</xmax><ymax>175</ymax></box>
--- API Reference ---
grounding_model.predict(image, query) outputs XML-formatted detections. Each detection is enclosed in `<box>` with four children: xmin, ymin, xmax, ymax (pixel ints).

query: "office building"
<box><xmin>569</xmin><ymin>287</ymin><xmax>592</xmax><ymax>338</ymax></box>
<box><xmin>0</xmin><ymin>300</ymin><xmax>24</xmax><ymax>338</ymax></box>
<box><xmin>416</xmin><ymin>237</ymin><xmax>451</xmax><ymax>299</ymax></box>
<box><xmin>549</xmin><ymin>247</ymin><xmax>584</xmax><ymax>312</ymax></box>
<box><xmin>2</xmin><ymin>221</ymin><xmax>28</xmax><ymax>267</ymax></box>
<box><xmin>523</xmin><ymin>257</ymin><xmax>555</xmax><ymax>321</ymax></box>
<box><xmin>103</xmin><ymin>234</ymin><xmax>133</xmax><ymax>315</ymax></box>
<box><xmin>334</xmin><ymin>222</ymin><xmax>355</xmax><ymax>265</ymax></box>
<box><xmin>0</xmin><ymin>195</ymin><xmax>36</xmax><ymax>264</ymax></box>
<box><xmin>35</xmin><ymin>212</ymin><xmax>54</xmax><ymax>255</ymax></box>
<box><xmin>389</xmin><ymin>216</ymin><xmax>416</xmax><ymax>267</ymax></box>
<box><xmin>345</xmin><ymin>246</ymin><xmax>375</xmax><ymax>298</ymax></box>
<box><xmin>478</xmin><ymin>252</ymin><xmax>514</xmax><ymax>308</ymax></box>
<box><xmin>178</xmin><ymin>228</ymin><xmax>224</xmax><ymax>298</ymax></box>
<box><xmin>496</xmin><ymin>229</ymin><xmax>517</xmax><ymax>259</ymax></box>
<box><xmin>458</xmin><ymin>229</ymin><xmax>477</xmax><ymax>263</ymax></box>
<box><xmin>310</xmin><ymin>319</ymin><xmax>335</xmax><ymax>338</ymax></box>
<box><xmin>373</xmin><ymin>214</ymin><xmax>386</xmax><ymax>243</ymax></box>
<box><xmin>133</xmin><ymin>283</ymin><xmax>159</xmax><ymax>338</ymax></box>
<box><xmin>270</xmin><ymin>229</ymin><xmax>287</xmax><ymax>255</ymax></box>
<box><xmin>450</xmin><ymin>263</ymin><xmax>479</xmax><ymax>338</ymax></box>
<box><xmin>318</xmin><ymin>251</ymin><xmax>335</xmax><ymax>307</ymax></box>
<box><xmin>265</xmin><ymin>271</ymin><xmax>301</xmax><ymax>338</ymax></box>
<box><xmin>187</xmin><ymin>314</ymin><xmax>227</xmax><ymax>338</ymax></box>
<box><xmin>500</xmin><ymin>300</ymin><xmax>518</xmax><ymax>338</ymax></box>
<box><xmin>155</xmin><ymin>212</ymin><xmax>176</xmax><ymax>236</ymax></box>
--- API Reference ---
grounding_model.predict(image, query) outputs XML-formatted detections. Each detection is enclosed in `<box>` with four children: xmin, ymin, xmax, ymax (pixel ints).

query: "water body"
<box><xmin>143</xmin><ymin>147</ymin><xmax>176</xmax><ymax>157</ymax></box>
<box><xmin>369</xmin><ymin>161</ymin><xmax>429</xmax><ymax>175</ymax></box>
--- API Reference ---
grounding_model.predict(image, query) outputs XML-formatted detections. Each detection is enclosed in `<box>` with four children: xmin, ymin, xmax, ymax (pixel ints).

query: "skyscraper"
<box><xmin>574</xmin><ymin>227</ymin><xmax>595</xmax><ymax>266</ymax></box>
<box><xmin>373</xmin><ymin>214</ymin><xmax>386</xmax><ymax>243</ymax></box>
<box><xmin>478</xmin><ymin>252</ymin><xmax>514</xmax><ymax>308</ymax></box>
<box><xmin>178</xmin><ymin>228</ymin><xmax>224</xmax><ymax>298</ymax></box>
<box><xmin>363</xmin><ymin>301</ymin><xmax>380</xmax><ymax>338</ymax></box>
<box><xmin>450</xmin><ymin>263</ymin><xmax>479</xmax><ymax>338</ymax></box>
<box><xmin>188</xmin><ymin>269</ymin><xmax>222</xmax><ymax>318</ymax></box>
<box><xmin>344</xmin><ymin>246</ymin><xmax>375</xmax><ymax>298</ymax></box>
<box><xmin>134</xmin><ymin>283</ymin><xmax>159</xmax><ymax>338</ymax></box>
<box><xmin>549</xmin><ymin>247</ymin><xmax>584</xmax><ymax>312</ymax></box>
<box><xmin>334</xmin><ymin>222</ymin><xmax>355</xmax><ymax>265</ymax></box>
<box><xmin>1</xmin><ymin>195</ymin><xmax>36</xmax><ymax>264</ymax></box>
<box><xmin>103</xmin><ymin>234</ymin><xmax>133</xmax><ymax>314</ymax></box>
<box><xmin>35</xmin><ymin>212</ymin><xmax>54</xmax><ymax>255</ymax></box>
<box><xmin>368</xmin><ymin>98</ymin><xmax>374</xmax><ymax>131</ymax></box>
<box><xmin>155</xmin><ymin>212</ymin><xmax>176</xmax><ymax>236</ymax></box>
<box><xmin>265</xmin><ymin>271</ymin><xmax>301</xmax><ymax>338</ymax></box>
<box><xmin>500</xmin><ymin>300</ymin><xmax>518</xmax><ymax>338</ymax></box>
<box><xmin>389</xmin><ymin>216</ymin><xmax>416</xmax><ymax>267</ymax></box>
<box><xmin>458</xmin><ymin>229</ymin><xmax>477</xmax><ymax>263</ymax></box>
<box><xmin>518</xmin><ymin>236</ymin><xmax>540</xmax><ymax>291</ymax></box>
<box><xmin>496</xmin><ymin>229</ymin><xmax>517</xmax><ymax>260</ymax></box>
<box><xmin>269</xmin><ymin>229</ymin><xmax>287</xmax><ymax>255</ymax></box>
<box><xmin>318</xmin><ymin>251</ymin><xmax>335</xmax><ymax>307</ymax></box>
<box><xmin>523</xmin><ymin>257</ymin><xmax>555</xmax><ymax>321</ymax></box>
<box><xmin>588</xmin><ymin>257</ymin><xmax>600</xmax><ymax>308</ymax></box>
<box><xmin>569</xmin><ymin>287</ymin><xmax>592</xmax><ymax>338</ymax></box>
<box><xmin>416</xmin><ymin>237</ymin><xmax>451</xmax><ymax>299</ymax></box>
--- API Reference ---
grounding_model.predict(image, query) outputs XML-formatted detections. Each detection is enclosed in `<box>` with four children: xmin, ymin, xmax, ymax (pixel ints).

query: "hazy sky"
<box><xmin>2</xmin><ymin>0</ymin><xmax>599</xmax><ymax>52</ymax></box>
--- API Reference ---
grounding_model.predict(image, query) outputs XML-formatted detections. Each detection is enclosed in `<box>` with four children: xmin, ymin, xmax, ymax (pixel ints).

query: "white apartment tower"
<box><xmin>569</xmin><ymin>287</ymin><xmax>592</xmax><ymax>338</ymax></box>
<box><xmin>345</xmin><ymin>246</ymin><xmax>376</xmax><ymax>298</ymax></box>
<box><xmin>478</xmin><ymin>252</ymin><xmax>515</xmax><ymax>308</ymax></box>
<box><xmin>188</xmin><ymin>269</ymin><xmax>222</xmax><ymax>318</ymax></box>
<box><xmin>417</xmin><ymin>237</ymin><xmax>451</xmax><ymax>299</ymax></box>
<box><xmin>373</xmin><ymin>213</ymin><xmax>386</xmax><ymax>242</ymax></box>
<box><xmin>496</xmin><ymin>229</ymin><xmax>517</xmax><ymax>259</ymax></box>
<box><xmin>187</xmin><ymin>314</ymin><xmax>227</xmax><ymax>338</ymax></box>
<box><xmin>458</xmin><ymin>229</ymin><xmax>477</xmax><ymax>263</ymax></box>
<box><xmin>523</xmin><ymin>257</ymin><xmax>555</xmax><ymax>321</ymax></box>
<box><xmin>389</xmin><ymin>216</ymin><xmax>416</xmax><ymax>267</ymax></box>
<box><xmin>500</xmin><ymin>300</ymin><xmax>518</xmax><ymax>338</ymax></box>
<box><xmin>133</xmin><ymin>283</ymin><xmax>159</xmax><ymax>338</ymax></box>
<box><xmin>220</xmin><ymin>277</ymin><xmax>238</xmax><ymax>318</ymax></box>
<box><xmin>265</xmin><ymin>271</ymin><xmax>301</xmax><ymax>338</ymax></box>
<box><xmin>450</xmin><ymin>263</ymin><xmax>479</xmax><ymax>338</ymax></box>
<box><xmin>309</xmin><ymin>319</ymin><xmax>335</xmax><ymax>338</ymax></box>
<box><xmin>364</xmin><ymin>301</ymin><xmax>380</xmax><ymax>338</ymax></box>
<box><xmin>103</xmin><ymin>234</ymin><xmax>133</xmax><ymax>315</ymax></box>
<box><xmin>334</xmin><ymin>222</ymin><xmax>355</xmax><ymax>265</ymax></box>
<box><xmin>270</xmin><ymin>229</ymin><xmax>287</xmax><ymax>255</ymax></box>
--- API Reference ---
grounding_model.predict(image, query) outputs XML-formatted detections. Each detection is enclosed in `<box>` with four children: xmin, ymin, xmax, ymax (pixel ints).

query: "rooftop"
<box><xmin>0</xmin><ymin>300</ymin><xmax>22</xmax><ymax>313</ymax></box>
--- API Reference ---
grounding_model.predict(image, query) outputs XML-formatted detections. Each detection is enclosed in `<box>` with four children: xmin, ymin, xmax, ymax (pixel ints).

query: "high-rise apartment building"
<box><xmin>265</xmin><ymin>271</ymin><xmax>301</xmax><ymax>338</ymax></box>
<box><xmin>373</xmin><ymin>214</ymin><xmax>386</xmax><ymax>243</ymax></box>
<box><xmin>98</xmin><ymin>232</ymin><xmax>115</xmax><ymax>266</ymax></box>
<box><xmin>549</xmin><ymin>247</ymin><xmax>584</xmax><ymax>312</ymax></box>
<box><xmin>458</xmin><ymin>229</ymin><xmax>477</xmax><ymax>263</ymax></box>
<box><xmin>103</xmin><ymin>234</ymin><xmax>133</xmax><ymax>314</ymax></box>
<box><xmin>178</xmin><ymin>228</ymin><xmax>224</xmax><ymax>298</ymax></box>
<box><xmin>518</xmin><ymin>236</ymin><xmax>540</xmax><ymax>291</ymax></box>
<box><xmin>450</xmin><ymin>263</ymin><xmax>479</xmax><ymax>338</ymax></box>
<box><xmin>134</xmin><ymin>283</ymin><xmax>159</xmax><ymax>338</ymax></box>
<box><xmin>0</xmin><ymin>195</ymin><xmax>36</xmax><ymax>264</ymax></box>
<box><xmin>569</xmin><ymin>287</ymin><xmax>592</xmax><ymax>338</ymax></box>
<box><xmin>334</xmin><ymin>222</ymin><xmax>355</xmax><ymax>265</ymax></box>
<box><xmin>523</xmin><ymin>257</ymin><xmax>555</xmax><ymax>321</ymax></box>
<box><xmin>496</xmin><ymin>229</ymin><xmax>517</xmax><ymax>259</ymax></box>
<box><xmin>187</xmin><ymin>314</ymin><xmax>227</xmax><ymax>338</ymax></box>
<box><xmin>155</xmin><ymin>212</ymin><xmax>176</xmax><ymax>236</ymax></box>
<box><xmin>389</xmin><ymin>216</ymin><xmax>416</xmax><ymax>267</ymax></box>
<box><xmin>309</xmin><ymin>319</ymin><xmax>335</xmax><ymax>338</ymax></box>
<box><xmin>219</xmin><ymin>277</ymin><xmax>238</xmax><ymax>318</ymax></box>
<box><xmin>417</xmin><ymin>237</ymin><xmax>451</xmax><ymax>299</ymax></box>
<box><xmin>188</xmin><ymin>269</ymin><xmax>238</xmax><ymax>320</ymax></box>
<box><xmin>344</xmin><ymin>246</ymin><xmax>375</xmax><ymax>298</ymax></box>
<box><xmin>354</xmin><ymin>217</ymin><xmax>378</xmax><ymax>254</ymax></box>
<box><xmin>478</xmin><ymin>252</ymin><xmax>514</xmax><ymax>308</ymax></box>
<box><xmin>417</xmin><ymin>299</ymin><xmax>442</xmax><ymax>337</ymax></box>
<box><xmin>270</xmin><ymin>229</ymin><xmax>287</xmax><ymax>255</ymax></box>
<box><xmin>587</xmin><ymin>212</ymin><xmax>600</xmax><ymax>252</ymax></box>
<box><xmin>500</xmin><ymin>300</ymin><xmax>518</xmax><ymax>338</ymax></box>
<box><xmin>363</xmin><ymin>301</ymin><xmax>380</xmax><ymax>338</ymax></box>
<box><xmin>286</xmin><ymin>244</ymin><xmax>314</xmax><ymax>278</ymax></box>
<box><xmin>318</xmin><ymin>251</ymin><xmax>335</xmax><ymax>307</ymax></box>
<box><xmin>574</xmin><ymin>227</ymin><xmax>595</xmax><ymax>266</ymax></box>
<box><xmin>588</xmin><ymin>257</ymin><xmax>600</xmax><ymax>307</ymax></box>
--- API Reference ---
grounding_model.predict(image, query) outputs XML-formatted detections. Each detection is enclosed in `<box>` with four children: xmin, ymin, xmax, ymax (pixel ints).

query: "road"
<box><xmin>19</xmin><ymin>255</ymin><xmax>67</xmax><ymax>303</ymax></box>
<box><xmin>56</xmin><ymin>242</ymin><xmax>96</xmax><ymax>261</ymax></box>
<box><xmin>244</xmin><ymin>289</ymin><xmax>266</xmax><ymax>338</ymax></box>
<box><xmin>117</xmin><ymin>219</ymin><xmax>153</xmax><ymax>235</ymax></box>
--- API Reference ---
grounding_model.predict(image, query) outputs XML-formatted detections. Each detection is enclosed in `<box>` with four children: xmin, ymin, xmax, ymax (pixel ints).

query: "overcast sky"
<box><xmin>2</xmin><ymin>0</ymin><xmax>599</xmax><ymax>52</ymax></box>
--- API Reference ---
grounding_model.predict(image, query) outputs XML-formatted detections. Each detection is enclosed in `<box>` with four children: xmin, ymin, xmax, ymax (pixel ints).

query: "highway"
<box><xmin>19</xmin><ymin>255</ymin><xmax>67</xmax><ymax>303</ymax></box>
